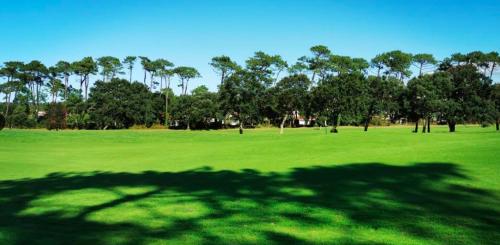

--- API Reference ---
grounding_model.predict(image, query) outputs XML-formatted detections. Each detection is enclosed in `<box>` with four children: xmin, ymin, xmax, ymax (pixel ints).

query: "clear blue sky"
<box><xmin>1</xmin><ymin>0</ymin><xmax>499</xmax><ymax>93</ymax></box>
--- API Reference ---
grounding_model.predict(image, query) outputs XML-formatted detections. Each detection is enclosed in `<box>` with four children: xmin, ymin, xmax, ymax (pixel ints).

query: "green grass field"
<box><xmin>0</xmin><ymin>126</ymin><xmax>499</xmax><ymax>244</ymax></box>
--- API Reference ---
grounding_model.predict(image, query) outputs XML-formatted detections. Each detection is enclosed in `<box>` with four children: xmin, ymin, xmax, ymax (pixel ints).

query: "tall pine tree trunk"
<box><xmin>64</xmin><ymin>76</ymin><xmax>69</xmax><ymax>100</ymax></box>
<box><xmin>422</xmin><ymin>117</ymin><xmax>426</xmax><ymax>133</ymax></box>
<box><xmin>150</xmin><ymin>73</ymin><xmax>154</xmax><ymax>91</ymax></box>
<box><xmin>160</xmin><ymin>76</ymin><xmax>163</xmax><ymax>91</ymax></box>
<box><xmin>164</xmin><ymin>94</ymin><xmax>169</xmax><ymax>127</ymax></box>
<box><xmin>220</xmin><ymin>71</ymin><xmax>225</xmax><ymax>86</ymax></box>
<box><xmin>280</xmin><ymin>114</ymin><xmax>288</xmax><ymax>134</ymax></box>
<box><xmin>84</xmin><ymin>76</ymin><xmax>89</xmax><ymax>101</ymax></box>
<box><xmin>129</xmin><ymin>68</ymin><xmax>133</xmax><ymax>83</ymax></box>
<box><xmin>4</xmin><ymin>93</ymin><xmax>10</xmax><ymax>116</ymax></box>
<box><xmin>165</xmin><ymin>78</ymin><xmax>171</xmax><ymax>127</ymax></box>
<box><xmin>427</xmin><ymin>116</ymin><xmax>431</xmax><ymax>133</ymax></box>
<box><xmin>35</xmin><ymin>83</ymin><xmax>40</xmax><ymax>113</ymax></box>
<box><xmin>80</xmin><ymin>76</ymin><xmax>84</xmax><ymax>95</ymax></box>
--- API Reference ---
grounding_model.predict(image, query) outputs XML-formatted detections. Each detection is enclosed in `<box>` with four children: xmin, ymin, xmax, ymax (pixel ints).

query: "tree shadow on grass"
<box><xmin>0</xmin><ymin>163</ymin><xmax>498</xmax><ymax>244</ymax></box>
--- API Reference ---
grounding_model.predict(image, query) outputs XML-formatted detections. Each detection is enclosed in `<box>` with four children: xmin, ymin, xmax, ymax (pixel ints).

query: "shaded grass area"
<box><xmin>0</xmin><ymin>126</ymin><xmax>499</xmax><ymax>244</ymax></box>
<box><xmin>0</xmin><ymin>163</ymin><xmax>499</xmax><ymax>244</ymax></box>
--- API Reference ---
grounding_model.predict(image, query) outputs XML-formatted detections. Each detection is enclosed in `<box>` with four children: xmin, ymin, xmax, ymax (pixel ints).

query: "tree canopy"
<box><xmin>0</xmin><ymin>47</ymin><xmax>498</xmax><ymax>133</ymax></box>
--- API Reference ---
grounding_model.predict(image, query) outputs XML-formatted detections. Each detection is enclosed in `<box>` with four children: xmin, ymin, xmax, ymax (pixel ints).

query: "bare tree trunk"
<box><xmin>79</xmin><ymin>75</ymin><xmax>86</xmax><ymax>99</ymax></box>
<box><xmin>239</xmin><ymin>121</ymin><xmax>243</xmax><ymax>134</ymax></box>
<box><xmin>422</xmin><ymin>117</ymin><xmax>426</xmax><ymax>133</ymax></box>
<box><xmin>184</xmin><ymin>80</ymin><xmax>189</xmax><ymax>95</ymax></box>
<box><xmin>4</xmin><ymin>94</ymin><xmax>10</xmax><ymax>115</ymax></box>
<box><xmin>160</xmin><ymin>76</ymin><xmax>163</xmax><ymax>91</ymax></box>
<box><xmin>80</xmin><ymin>76</ymin><xmax>84</xmax><ymax>94</ymax></box>
<box><xmin>274</xmin><ymin>69</ymin><xmax>282</xmax><ymax>85</ymax></box>
<box><xmin>6</xmin><ymin>93</ymin><xmax>11</xmax><ymax>128</ymax></box>
<box><xmin>129</xmin><ymin>68</ymin><xmax>133</xmax><ymax>83</ymax></box>
<box><xmin>221</xmin><ymin>71</ymin><xmax>225</xmax><ymax>86</ymax></box>
<box><xmin>180</xmin><ymin>79</ymin><xmax>185</xmax><ymax>95</ymax></box>
<box><xmin>150</xmin><ymin>73</ymin><xmax>154</xmax><ymax>91</ymax></box>
<box><xmin>364</xmin><ymin>116</ymin><xmax>370</xmax><ymax>131</ymax></box>
<box><xmin>64</xmin><ymin>75</ymin><xmax>69</xmax><ymax>100</ymax></box>
<box><xmin>84</xmin><ymin>76</ymin><xmax>89</xmax><ymax>101</ymax></box>
<box><xmin>8</xmin><ymin>89</ymin><xmax>18</xmax><ymax>128</ymax></box>
<box><xmin>496</xmin><ymin>119</ymin><xmax>499</xmax><ymax>131</ymax></box>
<box><xmin>164</xmin><ymin>95</ymin><xmax>169</xmax><ymax>127</ymax></box>
<box><xmin>448</xmin><ymin>120</ymin><xmax>456</xmax><ymax>132</ymax></box>
<box><xmin>427</xmin><ymin>116</ymin><xmax>431</xmax><ymax>133</ymax></box>
<box><xmin>143</xmin><ymin>70</ymin><xmax>147</xmax><ymax>85</ymax></box>
<box><xmin>419</xmin><ymin>63</ymin><xmax>423</xmax><ymax>76</ymax></box>
<box><xmin>490</xmin><ymin>63</ymin><xmax>496</xmax><ymax>79</ymax></box>
<box><xmin>280</xmin><ymin>114</ymin><xmax>288</xmax><ymax>134</ymax></box>
<box><xmin>165</xmin><ymin>78</ymin><xmax>171</xmax><ymax>127</ymax></box>
<box><xmin>29</xmin><ymin>82</ymin><xmax>35</xmax><ymax>114</ymax></box>
<box><xmin>35</xmin><ymin>83</ymin><xmax>40</xmax><ymax>113</ymax></box>
<box><xmin>414</xmin><ymin>119</ymin><xmax>419</xmax><ymax>133</ymax></box>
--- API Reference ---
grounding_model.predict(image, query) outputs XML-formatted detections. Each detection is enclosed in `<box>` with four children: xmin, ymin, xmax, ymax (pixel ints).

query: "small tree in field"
<box><xmin>219</xmin><ymin>71</ymin><xmax>264</xmax><ymax>134</ymax></box>
<box><xmin>273</xmin><ymin>74</ymin><xmax>311</xmax><ymax>134</ymax></box>
<box><xmin>438</xmin><ymin>64</ymin><xmax>492</xmax><ymax>132</ymax></box>
<box><xmin>406</xmin><ymin>73</ymin><xmax>449</xmax><ymax>133</ymax></box>
<box><xmin>88</xmin><ymin>78</ymin><xmax>153</xmax><ymax>129</ymax></box>
<box><xmin>311</xmin><ymin>73</ymin><xmax>367</xmax><ymax>133</ymax></box>
<box><xmin>363</xmin><ymin>76</ymin><xmax>403</xmax><ymax>131</ymax></box>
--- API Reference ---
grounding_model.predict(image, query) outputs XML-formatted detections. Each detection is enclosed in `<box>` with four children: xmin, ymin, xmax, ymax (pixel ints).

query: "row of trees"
<box><xmin>0</xmin><ymin>46</ymin><xmax>499</xmax><ymax>133</ymax></box>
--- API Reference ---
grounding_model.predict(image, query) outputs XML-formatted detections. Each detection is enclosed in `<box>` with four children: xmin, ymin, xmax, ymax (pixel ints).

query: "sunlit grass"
<box><xmin>0</xmin><ymin>126</ymin><xmax>499</xmax><ymax>244</ymax></box>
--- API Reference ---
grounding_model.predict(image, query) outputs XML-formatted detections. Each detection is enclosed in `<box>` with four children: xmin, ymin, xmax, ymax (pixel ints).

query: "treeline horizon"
<box><xmin>0</xmin><ymin>46</ymin><xmax>499</xmax><ymax>133</ymax></box>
